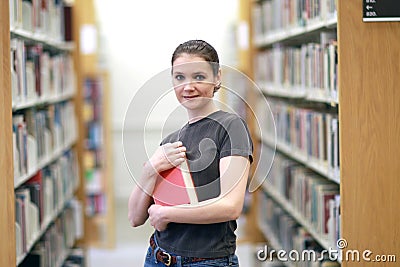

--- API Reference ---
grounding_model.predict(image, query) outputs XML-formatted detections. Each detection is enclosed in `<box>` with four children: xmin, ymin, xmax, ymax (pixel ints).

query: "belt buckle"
<box><xmin>162</xmin><ymin>251</ymin><xmax>172</xmax><ymax>266</ymax></box>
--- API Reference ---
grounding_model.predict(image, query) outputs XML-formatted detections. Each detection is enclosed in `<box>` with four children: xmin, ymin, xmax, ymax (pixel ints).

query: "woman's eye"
<box><xmin>194</xmin><ymin>75</ymin><xmax>206</xmax><ymax>81</ymax></box>
<box><xmin>175</xmin><ymin>75</ymin><xmax>185</xmax><ymax>81</ymax></box>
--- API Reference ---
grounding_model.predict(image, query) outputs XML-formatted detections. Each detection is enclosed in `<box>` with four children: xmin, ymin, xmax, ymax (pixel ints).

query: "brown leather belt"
<box><xmin>149</xmin><ymin>235</ymin><xmax>219</xmax><ymax>266</ymax></box>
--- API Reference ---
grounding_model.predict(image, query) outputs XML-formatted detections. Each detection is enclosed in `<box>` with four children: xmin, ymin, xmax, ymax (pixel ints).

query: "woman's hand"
<box><xmin>128</xmin><ymin>141</ymin><xmax>185</xmax><ymax>228</ymax></box>
<box><xmin>148</xmin><ymin>204</ymin><xmax>169</xmax><ymax>231</ymax></box>
<box><xmin>145</xmin><ymin>141</ymin><xmax>186</xmax><ymax>176</ymax></box>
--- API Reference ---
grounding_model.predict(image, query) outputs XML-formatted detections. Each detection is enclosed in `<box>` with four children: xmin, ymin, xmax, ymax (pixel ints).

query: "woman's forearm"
<box><xmin>147</xmin><ymin>195</ymin><xmax>244</xmax><ymax>231</ymax></box>
<box><xmin>128</xmin><ymin>162</ymin><xmax>157</xmax><ymax>227</ymax></box>
<box><xmin>128</xmin><ymin>186</ymin><xmax>153</xmax><ymax>227</ymax></box>
<box><xmin>166</xmin><ymin>196</ymin><xmax>244</xmax><ymax>224</ymax></box>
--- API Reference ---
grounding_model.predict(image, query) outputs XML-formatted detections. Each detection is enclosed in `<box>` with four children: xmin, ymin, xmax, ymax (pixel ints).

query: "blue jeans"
<box><xmin>144</xmin><ymin>235</ymin><xmax>239</xmax><ymax>267</ymax></box>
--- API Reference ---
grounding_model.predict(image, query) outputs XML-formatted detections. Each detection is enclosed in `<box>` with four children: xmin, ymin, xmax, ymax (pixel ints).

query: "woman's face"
<box><xmin>172</xmin><ymin>53</ymin><xmax>220</xmax><ymax>112</ymax></box>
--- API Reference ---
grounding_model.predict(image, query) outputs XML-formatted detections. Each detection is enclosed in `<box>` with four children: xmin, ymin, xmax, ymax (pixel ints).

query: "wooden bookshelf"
<box><xmin>0</xmin><ymin>1</ymin><xmax>16</xmax><ymax>266</ymax></box>
<box><xmin>1</xmin><ymin>1</ymin><xmax>88</xmax><ymax>266</ymax></box>
<box><xmin>248</xmin><ymin>0</ymin><xmax>400</xmax><ymax>266</ymax></box>
<box><xmin>338</xmin><ymin>1</ymin><xmax>400</xmax><ymax>265</ymax></box>
<box><xmin>73</xmin><ymin>0</ymin><xmax>115</xmax><ymax>249</ymax></box>
<box><xmin>81</xmin><ymin>72</ymin><xmax>115</xmax><ymax>249</ymax></box>
<box><xmin>251</xmin><ymin>0</ymin><xmax>339</xmax><ymax>263</ymax></box>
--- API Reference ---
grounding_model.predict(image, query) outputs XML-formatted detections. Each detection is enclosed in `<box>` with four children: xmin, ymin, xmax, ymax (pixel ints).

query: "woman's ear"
<box><xmin>216</xmin><ymin>68</ymin><xmax>222</xmax><ymax>81</ymax></box>
<box><xmin>214</xmin><ymin>69</ymin><xmax>222</xmax><ymax>93</ymax></box>
<box><xmin>214</xmin><ymin>80</ymin><xmax>221</xmax><ymax>94</ymax></box>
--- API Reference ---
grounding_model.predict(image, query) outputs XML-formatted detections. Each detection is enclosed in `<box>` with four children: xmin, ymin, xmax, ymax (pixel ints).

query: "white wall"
<box><xmin>94</xmin><ymin>0</ymin><xmax>239</xmax><ymax>198</ymax></box>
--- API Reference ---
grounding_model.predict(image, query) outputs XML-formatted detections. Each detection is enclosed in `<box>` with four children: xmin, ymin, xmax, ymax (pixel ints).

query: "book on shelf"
<box><xmin>69</xmin><ymin>199</ymin><xmax>84</xmax><ymax>239</ymax></box>
<box><xmin>262</xmin><ymin>100</ymin><xmax>339</xmax><ymax>178</ymax></box>
<box><xmin>15</xmin><ymin>150</ymin><xmax>80</xmax><ymax>261</ymax></box>
<box><xmin>13</xmin><ymin>114</ymin><xmax>27</xmax><ymax>180</ymax></box>
<box><xmin>254</xmin><ymin>34</ymin><xmax>338</xmax><ymax>102</ymax></box>
<box><xmin>10</xmin><ymin>37</ymin><xmax>76</xmax><ymax>106</ymax></box>
<box><xmin>25</xmin><ymin>108</ymin><xmax>52</xmax><ymax>164</ymax></box>
<box><xmin>259</xmin><ymin>192</ymin><xmax>340</xmax><ymax>265</ymax></box>
<box><xmin>19</xmin><ymin>251</ymin><xmax>44</xmax><ymax>267</ymax></box>
<box><xmin>153</xmin><ymin>160</ymin><xmax>199</xmax><ymax>206</ymax></box>
<box><xmin>252</xmin><ymin>0</ymin><xmax>337</xmax><ymax>40</ymax></box>
<box><xmin>86</xmin><ymin>121</ymin><xmax>103</xmax><ymax>150</ymax></box>
<box><xmin>84</xmin><ymin>150</ymin><xmax>106</xmax><ymax>217</ymax></box>
<box><xmin>312</xmin><ymin>182</ymin><xmax>339</xmax><ymax>236</ymax></box>
<box><xmin>85</xmin><ymin>168</ymin><xmax>103</xmax><ymax>195</ymax></box>
<box><xmin>63</xmin><ymin>4</ymin><xmax>73</xmax><ymax>42</ymax></box>
<box><xmin>63</xmin><ymin>248</ymin><xmax>86</xmax><ymax>267</ymax></box>
<box><xmin>15</xmin><ymin>187</ymin><xmax>40</xmax><ymax>255</ymax></box>
<box><xmin>326</xmin><ymin>115</ymin><xmax>339</xmax><ymax>177</ymax></box>
<box><xmin>17</xmin><ymin>199</ymin><xmax>84</xmax><ymax>267</ymax></box>
<box><xmin>15</xmin><ymin>195</ymin><xmax>26</xmax><ymax>254</ymax></box>
<box><xmin>10</xmin><ymin>38</ymin><xmax>21</xmax><ymax>103</ymax></box>
<box><xmin>86</xmin><ymin>193</ymin><xmax>106</xmax><ymax>217</ymax></box>
<box><xmin>83</xmin><ymin>77</ymin><xmax>103</xmax><ymax>121</ymax></box>
<box><xmin>15</xmin><ymin>221</ymin><xmax>23</xmax><ymax>259</ymax></box>
<box><xmin>327</xmin><ymin>194</ymin><xmax>340</xmax><ymax>246</ymax></box>
<box><xmin>10</xmin><ymin>0</ymin><xmax>68</xmax><ymax>41</ymax></box>
<box><xmin>306</xmin><ymin>174</ymin><xmax>339</xmax><ymax>225</ymax></box>
<box><xmin>263</xmin><ymin>148</ymin><xmax>340</xmax><ymax>245</ymax></box>
<box><xmin>13</xmin><ymin>102</ymin><xmax>77</xmax><ymax>186</ymax></box>
<box><xmin>25</xmin><ymin>173</ymin><xmax>44</xmax><ymax>225</ymax></box>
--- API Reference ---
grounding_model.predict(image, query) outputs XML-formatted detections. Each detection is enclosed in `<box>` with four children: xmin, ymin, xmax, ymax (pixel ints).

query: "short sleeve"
<box><xmin>219</xmin><ymin>116</ymin><xmax>253</xmax><ymax>163</ymax></box>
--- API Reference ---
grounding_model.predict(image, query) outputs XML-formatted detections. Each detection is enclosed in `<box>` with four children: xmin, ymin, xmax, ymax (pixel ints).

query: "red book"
<box><xmin>153</xmin><ymin>160</ymin><xmax>198</xmax><ymax>206</ymax></box>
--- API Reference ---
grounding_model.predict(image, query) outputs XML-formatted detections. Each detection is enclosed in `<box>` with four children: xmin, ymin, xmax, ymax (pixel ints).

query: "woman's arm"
<box><xmin>128</xmin><ymin>162</ymin><xmax>157</xmax><ymax>227</ymax></box>
<box><xmin>128</xmin><ymin>141</ymin><xmax>186</xmax><ymax>227</ymax></box>
<box><xmin>148</xmin><ymin>155</ymin><xmax>250</xmax><ymax>231</ymax></box>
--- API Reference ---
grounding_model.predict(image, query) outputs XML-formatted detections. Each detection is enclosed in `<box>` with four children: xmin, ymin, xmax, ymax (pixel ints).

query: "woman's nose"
<box><xmin>183</xmin><ymin>81</ymin><xmax>195</xmax><ymax>91</ymax></box>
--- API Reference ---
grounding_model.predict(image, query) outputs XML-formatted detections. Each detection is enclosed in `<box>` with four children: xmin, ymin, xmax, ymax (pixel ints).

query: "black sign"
<box><xmin>363</xmin><ymin>0</ymin><xmax>400</xmax><ymax>22</ymax></box>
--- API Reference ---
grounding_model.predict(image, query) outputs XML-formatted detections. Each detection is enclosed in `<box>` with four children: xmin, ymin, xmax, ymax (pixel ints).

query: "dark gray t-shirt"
<box><xmin>154</xmin><ymin>110</ymin><xmax>253</xmax><ymax>258</ymax></box>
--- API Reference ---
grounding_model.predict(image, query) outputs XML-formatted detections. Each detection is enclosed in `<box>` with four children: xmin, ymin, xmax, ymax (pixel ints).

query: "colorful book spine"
<box><xmin>15</xmin><ymin>150</ymin><xmax>80</xmax><ymax>263</ymax></box>
<box><xmin>252</xmin><ymin>0</ymin><xmax>337</xmax><ymax>39</ymax></box>
<box><xmin>10</xmin><ymin>38</ymin><xmax>75</xmax><ymax>106</ymax></box>
<box><xmin>259</xmin><ymin>191</ymin><xmax>340</xmax><ymax>266</ymax></box>
<box><xmin>18</xmin><ymin>199</ymin><xmax>84</xmax><ymax>267</ymax></box>
<box><xmin>254</xmin><ymin>35</ymin><xmax>338</xmax><ymax>101</ymax></box>
<box><xmin>262</xmin><ymin>148</ymin><xmax>340</xmax><ymax>247</ymax></box>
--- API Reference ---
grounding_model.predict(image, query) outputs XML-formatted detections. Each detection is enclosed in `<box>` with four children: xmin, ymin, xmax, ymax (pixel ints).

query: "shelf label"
<box><xmin>363</xmin><ymin>0</ymin><xmax>400</xmax><ymax>22</ymax></box>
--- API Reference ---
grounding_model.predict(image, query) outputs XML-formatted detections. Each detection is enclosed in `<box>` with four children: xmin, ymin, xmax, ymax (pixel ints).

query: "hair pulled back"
<box><xmin>171</xmin><ymin>40</ymin><xmax>220</xmax><ymax>76</ymax></box>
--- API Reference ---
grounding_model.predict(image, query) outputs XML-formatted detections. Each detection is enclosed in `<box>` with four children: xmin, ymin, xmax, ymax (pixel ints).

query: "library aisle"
<box><xmin>2</xmin><ymin>0</ymin><xmax>399</xmax><ymax>266</ymax></box>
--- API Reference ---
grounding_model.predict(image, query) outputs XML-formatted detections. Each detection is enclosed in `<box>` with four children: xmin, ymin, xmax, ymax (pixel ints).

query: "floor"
<box><xmin>86</xmin><ymin>198</ymin><xmax>269</xmax><ymax>267</ymax></box>
<box><xmin>86</xmin><ymin>198</ymin><xmax>153</xmax><ymax>266</ymax></box>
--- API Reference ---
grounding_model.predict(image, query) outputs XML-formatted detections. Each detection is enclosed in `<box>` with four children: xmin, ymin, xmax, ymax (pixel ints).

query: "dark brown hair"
<box><xmin>171</xmin><ymin>40</ymin><xmax>220</xmax><ymax>76</ymax></box>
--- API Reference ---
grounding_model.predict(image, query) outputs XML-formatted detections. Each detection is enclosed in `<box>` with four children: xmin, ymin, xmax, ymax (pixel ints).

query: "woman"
<box><xmin>128</xmin><ymin>40</ymin><xmax>253</xmax><ymax>267</ymax></box>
